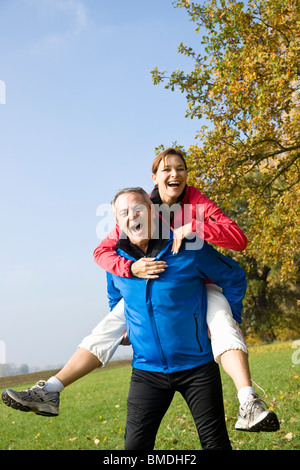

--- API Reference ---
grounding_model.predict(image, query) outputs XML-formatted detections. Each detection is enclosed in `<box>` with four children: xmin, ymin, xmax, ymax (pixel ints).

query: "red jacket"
<box><xmin>93</xmin><ymin>185</ymin><xmax>248</xmax><ymax>277</ymax></box>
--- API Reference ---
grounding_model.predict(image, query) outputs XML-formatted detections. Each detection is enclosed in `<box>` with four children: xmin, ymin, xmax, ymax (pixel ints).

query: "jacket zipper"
<box><xmin>144</xmin><ymin>240</ymin><xmax>173</xmax><ymax>371</ymax></box>
<box><xmin>150</xmin><ymin>301</ymin><xmax>168</xmax><ymax>371</ymax></box>
<box><xmin>146</xmin><ymin>279</ymin><xmax>169</xmax><ymax>371</ymax></box>
<box><xmin>194</xmin><ymin>314</ymin><xmax>203</xmax><ymax>352</ymax></box>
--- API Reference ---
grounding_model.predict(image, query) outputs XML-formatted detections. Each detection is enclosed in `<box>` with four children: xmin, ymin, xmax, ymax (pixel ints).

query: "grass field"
<box><xmin>0</xmin><ymin>341</ymin><xmax>299</xmax><ymax>451</ymax></box>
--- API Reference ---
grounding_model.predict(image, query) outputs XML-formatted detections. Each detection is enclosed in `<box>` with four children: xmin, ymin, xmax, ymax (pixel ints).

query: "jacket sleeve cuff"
<box><xmin>128</xmin><ymin>260</ymin><xmax>134</xmax><ymax>277</ymax></box>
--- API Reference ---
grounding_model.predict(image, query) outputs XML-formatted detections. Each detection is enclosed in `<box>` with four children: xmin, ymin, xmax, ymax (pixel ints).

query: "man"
<box><xmin>105</xmin><ymin>187</ymin><xmax>247</xmax><ymax>450</ymax></box>
<box><xmin>1</xmin><ymin>186</ymin><xmax>246</xmax><ymax>449</ymax></box>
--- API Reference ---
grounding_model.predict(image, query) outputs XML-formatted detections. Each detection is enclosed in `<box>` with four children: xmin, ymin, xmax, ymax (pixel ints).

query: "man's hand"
<box><xmin>131</xmin><ymin>257</ymin><xmax>167</xmax><ymax>279</ymax></box>
<box><xmin>171</xmin><ymin>222</ymin><xmax>193</xmax><ymax>254</ymax></box>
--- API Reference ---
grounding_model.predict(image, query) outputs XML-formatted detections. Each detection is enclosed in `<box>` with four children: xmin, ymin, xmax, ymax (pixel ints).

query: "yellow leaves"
<box><xmin>281</xmin><ymin>432</ymin><xmax>295</xmax><ymax>441</ymax></box>
<box><xmin>99</xmin><ymin>414</ymin><xmax>106</xmax><ymax>424</ymax></box>
<box><xmin>96</xmin><ymin>404</ymin><xmax>123</xmax><ymax>447</ymax></box>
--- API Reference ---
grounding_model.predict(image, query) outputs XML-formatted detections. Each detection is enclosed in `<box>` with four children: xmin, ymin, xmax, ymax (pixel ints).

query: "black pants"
<box><xmin>125</xmin><ymin>361</ymin><xmax>232</xmax><ymax>451</ymax></box>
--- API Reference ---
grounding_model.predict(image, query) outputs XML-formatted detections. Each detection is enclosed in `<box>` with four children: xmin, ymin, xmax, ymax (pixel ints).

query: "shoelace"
<box><xmin>243</xmin><ymin>380</ymin><xmax>269</xmax><ymax>419</ymax></box>
<box><xmin>20</xmin><ymin>381</ymin><xmax>47</xmax><ymax>400</ymax></box>
<box><xmin>251</xmin><ymin>379</ymin><xmax>266</xmax><ymax>400</ymax></box>
<box><xmin>34</xmin><ymin>380</ymin><xmax>47</xmax><ymax>389</ymax></box>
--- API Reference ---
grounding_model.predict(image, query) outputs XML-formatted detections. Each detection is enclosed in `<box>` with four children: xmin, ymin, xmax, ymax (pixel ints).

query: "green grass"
<box><xmin>0</xmin><ymin>341</ymin><xmax>299</xmax><ymax>450</ymax></box>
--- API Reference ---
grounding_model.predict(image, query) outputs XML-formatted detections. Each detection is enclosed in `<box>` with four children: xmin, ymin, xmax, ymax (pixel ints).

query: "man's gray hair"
<box><xmin>111</xmin><ymin>187</ymin><xmax>152</xmax><ymax>215</ymax></box>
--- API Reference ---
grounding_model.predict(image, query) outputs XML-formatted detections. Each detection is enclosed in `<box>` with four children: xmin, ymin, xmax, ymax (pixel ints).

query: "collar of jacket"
<box><xmin>116</xmin><ymin>222</ymin><xmax>173</xmax><ymax>261</ymax></box>
<box><xmin>150</xmin><ymin>184</ymin><xmax>188</xmax><ymax>205</ymax></box>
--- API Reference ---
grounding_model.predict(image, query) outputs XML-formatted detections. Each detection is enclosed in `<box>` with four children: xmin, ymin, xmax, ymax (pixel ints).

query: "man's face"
<box><xmin>114</xmin><ymin>192</ymin><xmax>153</xmax><ymax>248</ymax></box>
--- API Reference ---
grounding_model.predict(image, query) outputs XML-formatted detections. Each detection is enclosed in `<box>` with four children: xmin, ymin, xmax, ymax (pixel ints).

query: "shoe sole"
<box><xmin>1</xmin><ymin>390</ymin><xmax>59</xmax><ymax>417</ymax></box>
<box><xmin>235</xmin><ymin>411</ymin><xmax>280</xmax><ymax>432</ymax></box>
<box><xmin>250</xmin><ymin>411</ymin><xmax>280</xmax><ymax>432</ymax></box>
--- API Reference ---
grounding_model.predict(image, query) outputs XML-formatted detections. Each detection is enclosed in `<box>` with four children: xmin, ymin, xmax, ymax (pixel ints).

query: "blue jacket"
<box><xmin>106</xmin><ymin>235</ymin><xmax>247</xmax><ymax>374</ymax></box>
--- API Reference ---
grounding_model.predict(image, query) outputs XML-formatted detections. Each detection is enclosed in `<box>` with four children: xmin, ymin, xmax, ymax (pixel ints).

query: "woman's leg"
<box><xmin>77</xmin><ymin>298</ymin><xmax>127</xmax><ymax>367</ymax></box>
<box><xmin>55</xmin><ymin>348</ymin><xmax>102</xmax><ymax>387</ymax></box>
<box><xmin>1</xmin><ymin>300</ymin><xmax>128</xmax><ymax>415</ymax></box>
<box><xmin>53</xmin><ymin>298</ymin><xmax>128</xmax><ymax>387</ymax></box>
<box><xmin>206</xmin><ymin>284</ymin><xmax>251</xmax><ymax>392</ymax></box>
<box><xmin>219</xmin><ymin>349</ymin><xmax>251</xmax><ymax>391</ymax></box>
<box><xmin>205</xmin><ymin>284</ymin><xmax>279</xmax><ymax>432</ymax></box>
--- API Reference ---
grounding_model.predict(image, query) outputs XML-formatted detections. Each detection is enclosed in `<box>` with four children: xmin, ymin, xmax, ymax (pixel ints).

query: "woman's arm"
<box><xmin>172</xmin><ymin>187</ymin><xmax>248</xmax><ymax>253</ymax></box>
<box><xmin>93</xmin><ymin>225</ymin><xmax>134</xmax><ymax>277</ymax></box>
<box><xmin>192</xmin><ymin>194</ymin><xmax>248</xmax><ymax>251</ymax></box>
<box><xmin>93</xmin><ymin>225</ymin><xmax>167</xmax><ymax>278</ymax></box>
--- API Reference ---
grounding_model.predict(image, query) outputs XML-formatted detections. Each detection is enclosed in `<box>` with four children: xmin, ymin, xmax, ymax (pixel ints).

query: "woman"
<box><xmin>2</xmin><ymin>149</ymin><xmax>279</xmax><ymax>433</ymax></box>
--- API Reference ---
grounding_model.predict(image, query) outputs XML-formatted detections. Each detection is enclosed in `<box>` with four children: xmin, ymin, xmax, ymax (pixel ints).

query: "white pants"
<box><xmin>205</xmin><ymin>284</ymin><xmax>247</xmax><ymax>363</ymax></box>
<box><xmin>78</xmin><ymin>284</ymin><xmax>247</xmax><ymax>366</ymax></box>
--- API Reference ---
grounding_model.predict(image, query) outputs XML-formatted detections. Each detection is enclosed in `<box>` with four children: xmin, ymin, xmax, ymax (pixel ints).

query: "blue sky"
<box><xmin>0</xmin><ymin>0</ymin><xmax>205</xmax><ymax>369</ymax></box>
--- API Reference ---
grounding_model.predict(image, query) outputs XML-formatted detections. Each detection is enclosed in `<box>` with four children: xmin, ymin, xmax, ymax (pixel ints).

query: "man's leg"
<box><xmin>179</xmin><ymin>362</ymin><xmax>232</xmax><ymax>450</ymax></box>
<box><xmin>125</xmin><ymin>369</ymin><xmax>174</xmax><ymax>450</ymax></box>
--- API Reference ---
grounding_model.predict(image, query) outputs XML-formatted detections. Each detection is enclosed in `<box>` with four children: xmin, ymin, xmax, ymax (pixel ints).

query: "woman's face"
<box><xmin>152</xmin><ymin>154</ymin><xmax>188</xmax><ymax>205</ymax></box>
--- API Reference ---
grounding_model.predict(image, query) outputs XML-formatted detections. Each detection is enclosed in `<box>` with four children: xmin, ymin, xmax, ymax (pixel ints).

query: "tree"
<box><xmin>152</xmin><ymin>0</ymin><xmax>300</xmax><ymax>281</ymax></box>
<box><xmin>152</xmin><ymin>0</ymin><xmax>300</xmax><ymax>340</ymax></box>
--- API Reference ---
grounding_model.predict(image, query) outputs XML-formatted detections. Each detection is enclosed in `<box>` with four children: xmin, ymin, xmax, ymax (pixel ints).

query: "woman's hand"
<box><xmin>171</xmin><ymin>222</ymin><xmax>193</xmax><ymax>254</ymax></box>
<box><xmin>120</xmin><ymin>333</ymin><xmax>131</xmax><ymax>346</ymax></box>
<box><xmin>131</xmin><ymin>258</ymin><xmax>167</xmax><ymax>279</ymax></box>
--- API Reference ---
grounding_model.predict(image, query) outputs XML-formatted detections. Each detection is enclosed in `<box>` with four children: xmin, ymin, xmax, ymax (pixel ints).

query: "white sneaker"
<box><xmin>235</xmin><ymin>393</ymin><xmax>279</xmax><ymax>432</ymax></box>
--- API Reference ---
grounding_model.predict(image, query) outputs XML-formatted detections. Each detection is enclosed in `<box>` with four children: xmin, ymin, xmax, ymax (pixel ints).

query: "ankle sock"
<box><xmin>238</xmin><ymin>386</ymin><xmax>255</xmax><ymax>405</ymax></box>
<box><xmin>44</xmin><ymin>376</ymin><xmax>65</xmax><ymax>393</ymax></box>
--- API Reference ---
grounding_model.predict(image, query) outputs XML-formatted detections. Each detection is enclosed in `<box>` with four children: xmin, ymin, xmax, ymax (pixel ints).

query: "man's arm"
<box><xmin>196</xmin><ymin>243</ymin><xmax>247</xmax><ymax>323</ymax></box>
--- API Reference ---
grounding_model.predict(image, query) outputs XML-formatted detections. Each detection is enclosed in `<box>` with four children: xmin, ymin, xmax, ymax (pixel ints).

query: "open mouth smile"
<box><xmin>130</xmin><ymin>222</ymin><xmax>143</xmax><ymax>233</ymax></box>
<box><xmin>167</xmin><ymin>181</ymin><xmax>181</xmax><ymax>188</ymax></box>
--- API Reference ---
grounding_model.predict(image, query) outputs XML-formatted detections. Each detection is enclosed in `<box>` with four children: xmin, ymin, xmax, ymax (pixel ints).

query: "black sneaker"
<box><xmin>2</xmin><ymin>380</ymin><xmax>60</xmax><ymax>417</ymax></box>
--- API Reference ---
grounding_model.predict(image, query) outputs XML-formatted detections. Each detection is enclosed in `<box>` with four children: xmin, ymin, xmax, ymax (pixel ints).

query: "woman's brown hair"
<box><xmin>152</xmin><ymin>148</ymin><xmax>187</xmax><ymax>175</ymax></box>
